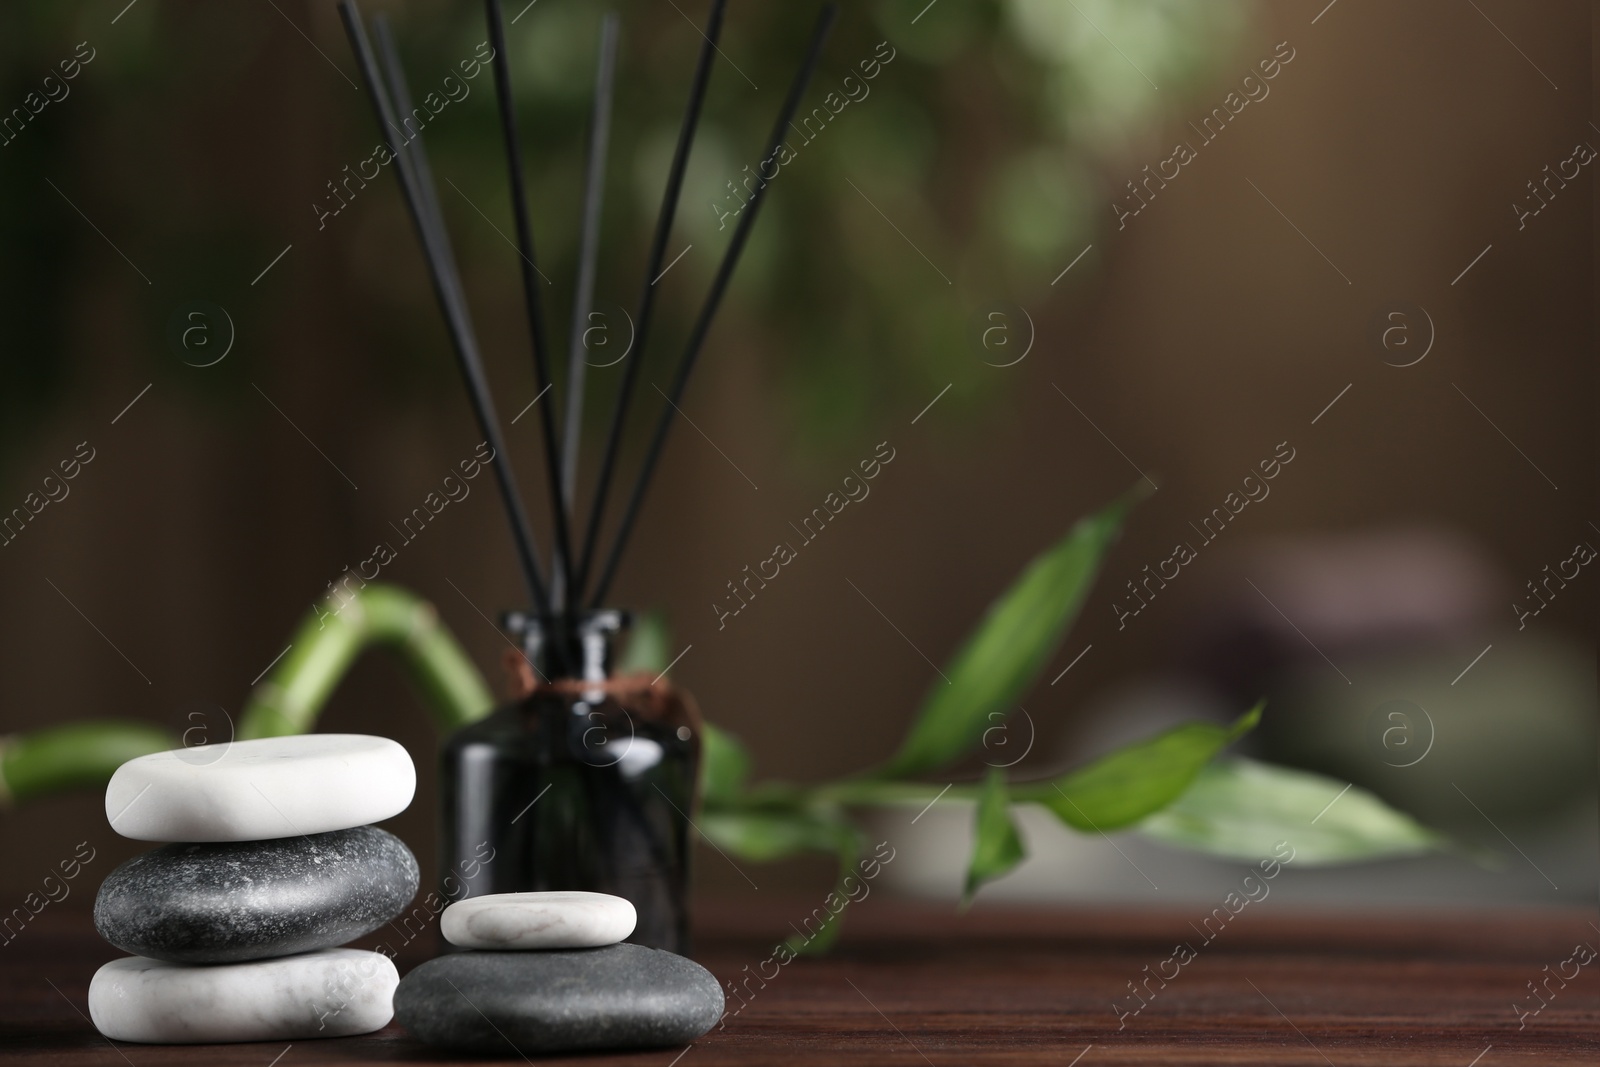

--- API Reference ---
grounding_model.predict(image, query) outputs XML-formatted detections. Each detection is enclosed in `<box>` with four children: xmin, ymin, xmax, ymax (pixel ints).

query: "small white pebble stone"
<box><xmin>441</xmin><ymin>891</ymin><xmax>636</xmax><ymax>950</ymax></box>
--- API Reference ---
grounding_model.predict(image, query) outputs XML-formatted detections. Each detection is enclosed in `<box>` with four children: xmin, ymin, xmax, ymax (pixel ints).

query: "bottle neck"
<box><xmin>501</xmin><ymin>608</ymin><xmax>627</xmax><ymax>682</ymax></box>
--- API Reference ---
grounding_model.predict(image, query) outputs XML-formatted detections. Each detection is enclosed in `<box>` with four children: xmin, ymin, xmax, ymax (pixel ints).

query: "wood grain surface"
<box><xmin>4</xmin><ymin>900</ymin><xmax>1596</xmax><ymax>1065</ymax></box>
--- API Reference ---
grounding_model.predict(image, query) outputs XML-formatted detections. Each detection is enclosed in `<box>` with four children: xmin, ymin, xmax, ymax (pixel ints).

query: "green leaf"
<box><xmin>700</xmin><ymin>722</ymin><xmax>751</xmax><ymax>807</ymax></box>
<box><xmin>616</xmin><ymin>611</ymin><xmax>671</xmax><ymax>675</ymax></box>
<box><xmin>1137</xmin><ymin>757</ymin><xmax>1447</xmax><ymax>863</ymax></box>
<box><xmin>698</xmin><ymin>807</ymin><xmax>850</xmax><ymax>863</ymax></box>
<box><xmin>963</xmin><ymin>768</ymin><xmax>1026</xmax><ymax>904</ymax></box>
<box><xmin>784</xmin><ymin>826</ymin><xmax>866</xmax><ymax>956</ymax></box>
<box><xmin>697</xmin><ymin>807</ymin><xmax>863</xmax><ymax>954</ymax></box>
<box><xmin>877</xmin><ymin>489</ymin><xmax>1138</xmax><ymax>779</ymax></box>
<box><xmin>1016</xmin><ymin>703</ymin><xmax>1260</xmax><ymax>832</ymax></box>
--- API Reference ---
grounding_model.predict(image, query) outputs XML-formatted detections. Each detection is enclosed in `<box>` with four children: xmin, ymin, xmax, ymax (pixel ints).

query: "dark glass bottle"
<box><xmin>438</xmin><ymin>610</ymin><xmax>699</xmax><ymax>953</ymax></box>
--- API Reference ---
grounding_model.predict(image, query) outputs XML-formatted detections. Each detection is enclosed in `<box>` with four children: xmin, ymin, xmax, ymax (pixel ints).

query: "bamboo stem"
<box><xmin>804</xmin><ymin>778</ymin><xmax>982</xmax><ymax>809</ymax></box>
<box><xmin>0</xmin><ymin>721</ymin><xmax>175</xmax><ymax>806</ymax></box>
<box><xmin>239</xmin><ymin>583</ymin><xmax>494</xmax><ymax>739</ymax></box>
<box><xmin>0</xmin><ymin>585</ymin><xmax>492</xmax><ymax>805</ymax></box>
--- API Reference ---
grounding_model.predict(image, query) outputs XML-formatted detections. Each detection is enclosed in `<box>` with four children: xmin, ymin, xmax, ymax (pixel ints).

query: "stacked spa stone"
<box><xmin>88</xmin><ymin>735</ymin><xmax>420</xmax><ymax>1044</ymax></box>
<box><xmin>395</xmin><ymin>891</ymin><xmax>723</xmax><ymax>1054</ymax></box>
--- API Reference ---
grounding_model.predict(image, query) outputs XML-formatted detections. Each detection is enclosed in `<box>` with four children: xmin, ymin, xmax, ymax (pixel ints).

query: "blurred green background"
<box><xmin>0</xmin><ymin>0</ymin><xmax>1593</xmax><ymax>910</ymax></box>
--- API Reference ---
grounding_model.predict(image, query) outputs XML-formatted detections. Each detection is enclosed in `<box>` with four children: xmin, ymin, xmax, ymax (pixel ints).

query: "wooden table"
<box><xmin>4</xmin><ymin>900</ymin><xmax>1596</xmax><ymax>1065</ymax></box>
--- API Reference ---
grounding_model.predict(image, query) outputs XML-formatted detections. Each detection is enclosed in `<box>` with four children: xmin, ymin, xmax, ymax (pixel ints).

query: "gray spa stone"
<box><xmin>394</xmin><ymin>943</ymin><xmax>724</xmax><ymax>1054</ymax></box>
<box><xmin>94</xmin><ymin>825</ymin><xmax>418</xmax><ymax>963</ymax></box>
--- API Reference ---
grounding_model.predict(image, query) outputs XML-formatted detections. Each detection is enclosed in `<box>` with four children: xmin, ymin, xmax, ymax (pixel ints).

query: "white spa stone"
<box><xmin>441</xmin><ymin>891</ymin><xmax>636</xmax><ymax>950</ymax></box>
<box><xmin>104</xmin><ymin>734</ymin><xmax>415</xmax><ymax>842</ymax></box>
<box><xmin>88</xmin><ymin>948</ymin><xmax>398</xmax><ymax>1044</ymax></box>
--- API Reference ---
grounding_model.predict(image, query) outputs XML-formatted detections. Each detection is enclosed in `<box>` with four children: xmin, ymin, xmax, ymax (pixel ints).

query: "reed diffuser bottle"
<box><xmin>340</xmin><ymin>0</ymin><xmax>832</xmax><ymax>959</ymax></box>
<box><xmin>439</xmin><ymin>611</ymin><xmax>699</xmax><ymax>953</ymax></box>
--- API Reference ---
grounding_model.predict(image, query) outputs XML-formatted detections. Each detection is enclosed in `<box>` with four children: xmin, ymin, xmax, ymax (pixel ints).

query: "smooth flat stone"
<box><xmin>394</xmin><ymin>944</ymin><xmax>723</xmax><ymax>1054</ymax></box>
<box><xmin>441</xmin><ymin>891</ymin><xmax>635</xmax><ymax>950</ymax></box>
<box><xmin>89</xmin><ymin>948</ymin><xmax>397</xmax><ymax>1044</ymax></box>
<box><xmin>105</xmin><ymin>734</ymin><xmax>415</xmax><ymax>841</ymax></box>
<box><xmin>95</xmin><ymin>825</ymin><xmax>419</xmax><ymax>963</ymax></box>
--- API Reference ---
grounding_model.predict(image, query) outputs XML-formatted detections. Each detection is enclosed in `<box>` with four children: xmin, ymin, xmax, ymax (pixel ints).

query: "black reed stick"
<box><xmin>372</xmin><ymin>20</ymin><xmax>499</xmax><ymax>530</ymax></box>
<box><xmin>589</xmin><ymin>5</ymin><xmax>838</xmax><ymax>607</ymax></box>
<box><xmin>572</xmin><ymin>0</ymin><xmax>727</xmax><ymax>604</ymax></box>
<box><xmin>560</xmin><ymin>13</ymin><xmax>621</xmax><ymax>511</ymax></box>
<box><xmin>484</xmin><ymin>0</ymin><xmax>578</xmax><ymax>613</ymax></box>
<box><xmin>373</xmin><ymin>17</ymin><xmax>462</xmax><ymax>321</ymax></box>
<box><xmin>338</xmin><ymin>0</ymin><xmax>559</xmax><ymax>634</ymax></box>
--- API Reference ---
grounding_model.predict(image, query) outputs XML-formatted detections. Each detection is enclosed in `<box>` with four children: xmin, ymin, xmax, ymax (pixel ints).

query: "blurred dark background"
<box><xmin>1</xmin><ymin>0</ymin><xmax>1594</xmax><ymax>908</ymax></box>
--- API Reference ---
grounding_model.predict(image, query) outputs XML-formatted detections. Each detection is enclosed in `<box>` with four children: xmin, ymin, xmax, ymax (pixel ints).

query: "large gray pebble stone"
<box><xmin>394</xmin><ymin>943</ymin><xmax>724</xmax><ymax>1054</ymax></box>
<box><xmin>94</xmin><ymin>825</ymin><xmax>418</xmax><ymax>963</ymax></box>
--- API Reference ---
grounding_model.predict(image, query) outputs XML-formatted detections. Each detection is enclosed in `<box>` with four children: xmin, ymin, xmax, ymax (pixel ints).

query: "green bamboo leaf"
<box><xmin>877</xmin><ymin>490</ymin><xmax>1138</xmax><ymax>779</ymax></box>
<box><xmin>1015</xmin><ymin>704</ymin><xmax>1261</xmax><ymax>832</ymax></box>
<box><xmin>698</xmin><ymin>808</ymin><xmax>849</xmax><ymax>863</ymax></box>
<box><xmin>697</xmin><ymin>807</ymin><xmax>864</xmax><ymax>954</ymax></box>
<box><xmin>1137</xmin><ymin>757</ymin><xmax>1448</xmax><ymax>863</ymax></box>
<box><xmin>784</xmin><ymin>827</ymin><xmax>866</xmax><ymax>956</ymax></box>
<box><xmin>700</xmin><ymin>722</ymin><xmax>751</xmax><ymax>807</ymax></box>
<box><xmin>963</xmin><ymin>768</ymin><xmax>1026</xmax><ymax>904</ymax></box>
